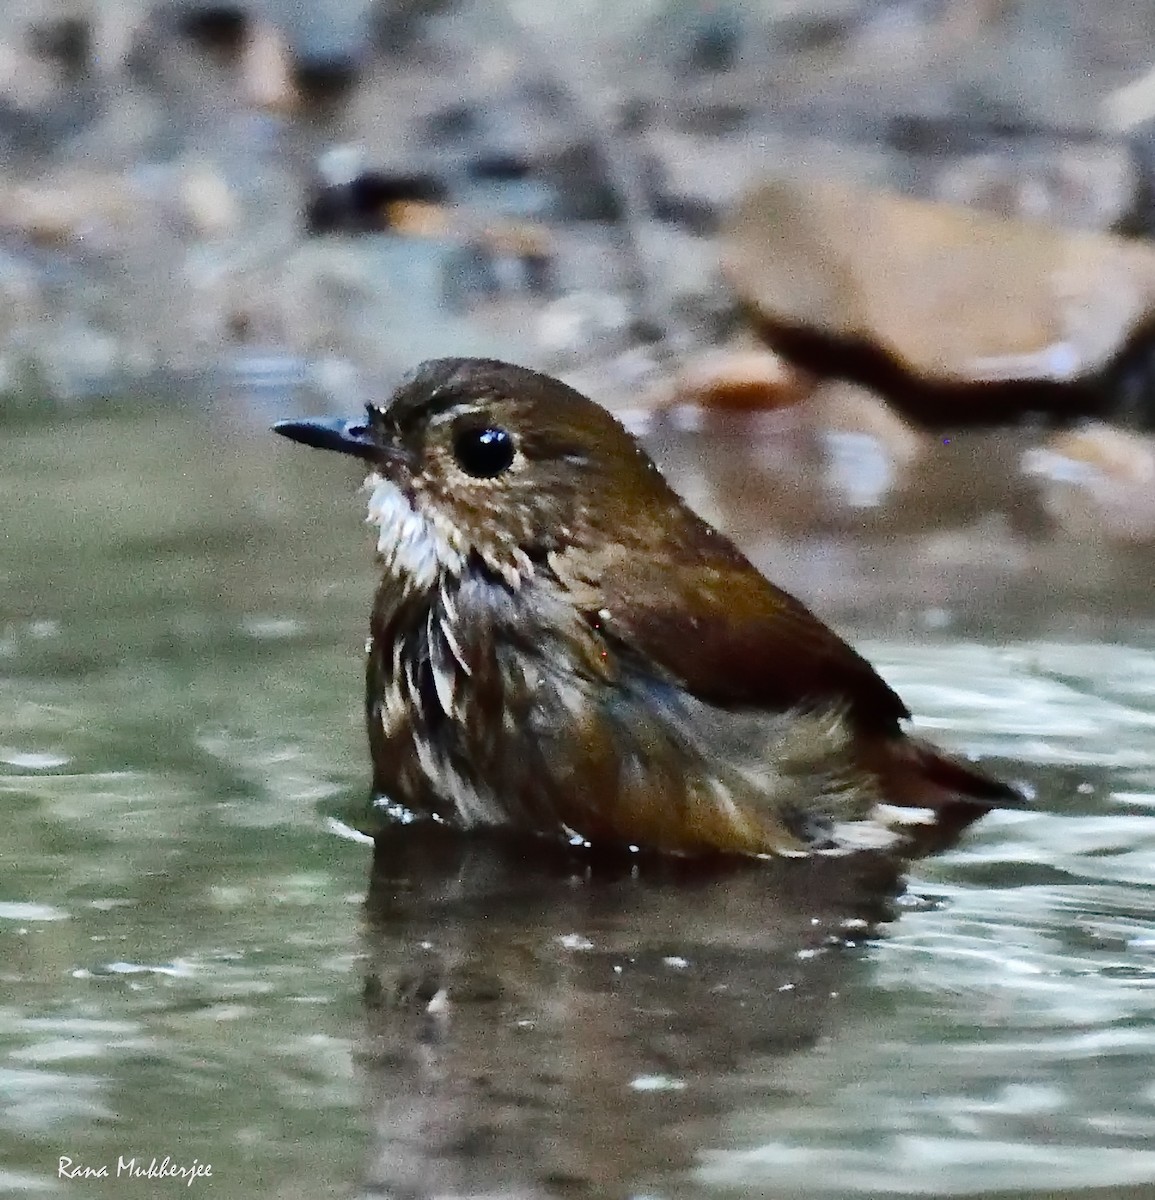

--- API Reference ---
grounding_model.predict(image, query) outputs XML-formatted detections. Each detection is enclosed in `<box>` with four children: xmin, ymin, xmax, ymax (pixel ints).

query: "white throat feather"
<box><xmin>363</xmin><ymin>472</ymin><xmax>464</xmax><ymax>593</ymax></box>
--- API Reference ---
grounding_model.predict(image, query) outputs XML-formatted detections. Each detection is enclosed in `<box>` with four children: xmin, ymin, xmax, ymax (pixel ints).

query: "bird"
<box><xmin>274</xmin><ymin>357</ymin><xmax>1021</xmax><ymax>858</ymax></box>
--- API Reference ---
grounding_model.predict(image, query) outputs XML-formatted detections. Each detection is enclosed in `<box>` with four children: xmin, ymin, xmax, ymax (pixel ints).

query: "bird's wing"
<box><xmin>554</xmin><ymin>524</ymin><xmax>910</xmax><ymax>734</ymax></box>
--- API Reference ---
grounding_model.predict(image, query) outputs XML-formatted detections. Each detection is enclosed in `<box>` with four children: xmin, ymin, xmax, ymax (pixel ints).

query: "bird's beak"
<box><xmin>273</xmin><ymin>417</ymin><xmax>376</xmax><ymax>460</ymax></box>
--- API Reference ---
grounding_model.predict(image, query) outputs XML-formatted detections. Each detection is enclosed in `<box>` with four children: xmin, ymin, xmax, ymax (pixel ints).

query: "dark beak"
<box><xmin>272</xmin><ymin>417</ymin><xmax>376</xmax><ymax>460</ymax></box>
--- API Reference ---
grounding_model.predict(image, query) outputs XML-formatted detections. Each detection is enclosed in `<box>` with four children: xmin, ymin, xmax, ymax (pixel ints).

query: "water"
<box><xmin>2</xmin><ymin>401</ymin><xmax>1155</xmax><ymax>1199</ymax></box>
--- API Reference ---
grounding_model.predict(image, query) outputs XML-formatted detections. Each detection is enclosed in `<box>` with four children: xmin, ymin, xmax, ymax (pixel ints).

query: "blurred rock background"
<box><xmin>6</xmin><ymin>0</ymin><xmax>1155</xmax><ymax>582</ymax></box>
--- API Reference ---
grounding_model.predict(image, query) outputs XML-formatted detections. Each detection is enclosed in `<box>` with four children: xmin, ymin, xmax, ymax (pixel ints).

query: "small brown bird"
<box><xmin>275</xmin><ymin>358</ymin><xmax>1020</xmax><ymax>858</ymax></box>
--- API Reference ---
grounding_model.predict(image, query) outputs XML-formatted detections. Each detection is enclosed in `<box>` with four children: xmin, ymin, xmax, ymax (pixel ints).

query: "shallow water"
<box><xmin>2</xmin><ymin>402</ymin><xmax>1155</xmax><ymax>1199</ymax></box>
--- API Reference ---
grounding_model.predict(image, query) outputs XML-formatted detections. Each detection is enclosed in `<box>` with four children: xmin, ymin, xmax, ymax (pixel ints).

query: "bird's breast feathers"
<box><xmin>366</xmin><ymin>568</ymin><xmax>914</xmax><ymax>855</ymax></box>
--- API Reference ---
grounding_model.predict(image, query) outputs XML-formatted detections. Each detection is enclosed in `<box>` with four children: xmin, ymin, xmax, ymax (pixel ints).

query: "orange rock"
<box><xmin>670</xmin><ymin>347</ymin><xmax>814</xmax><ymax>412</ymax></box>
<box><xmin>385</xmin><ymin>199</ymin><xmax>451</xmax><ymax>237</ymax></box>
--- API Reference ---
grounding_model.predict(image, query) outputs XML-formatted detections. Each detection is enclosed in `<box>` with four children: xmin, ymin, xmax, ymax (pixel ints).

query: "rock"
<box><xmin>813</xmin><ymin>380</ymin><xmax>924</xmax><ymax>508</ymax></box>
<box><xmin>170</xmin><ymin>4</ymin><xmax>249</xmax><ymax>62</ymax></box>
<box><xmin>443</xmin><ymin>221</ymin><xmax>554</xmax><ymax>306</ymax></box>
<box><xmin>554</xmin><ymin>345</ymin><xmax>671</xmax><ymax>432</ymax></box>
<box><xmin>666</xmin><ymin>346</ymin><xmax>814</xmax><ymax>412</ymax></box>
<box><xmin>273</xmin><ymin>0</ymin><xmax>377</xmax><ymax>69</ymax></box>
<box><xmin>723</xmin><ymin>176</ymin><xmax>1155</xmax><ymax>423</ymax></box>
<box><xmin>242</xmin><ymin>18</ymin><xmax>297</xmax><ymax>114</ymax></box>
<box><xmin>0</xmin><ymin>172</ymin><xmax>137</xmax><ymax>247</ymax></box>
<box><xmin>1103</xmin><ymin>60</ymin><xmax>1155</xmax><ymax>133</ymax></box>
<box><xmin>539</xmin><ymin>142</ymin><xmax>624</xmax><ymax>223</ymax></box>
<box><xmin>929</xmin><ymin>142</ymin><xmax>1137</xmax><ymax>232</ymax></box>
<box><xmin>1042</xmin><ymin>423</ymin><xmax>1155</xmax><ymax>483</ymax></box>
<box><xmin>659</xmin><ymin>3</ymin><xmax>746</xmax><ymax>76</ymax></box>
<box><xmin>304</xmin><ymin>162</ymin><xmax>449</xmax><ymax>236</ymax></box>
<box><xmin>179</xmin><ymin>164</ymin><xmax>240</xmax><ymax>238</ymax></box>
<box><xmin>0</xmin><ymin>33</ymin><xmax>66</xmax><ymax>111</ymax></box>
<box><xmin>1021</xmin><ymin>422</ymin><xmax>1155</xmax><ymax>542</ymax></box>
<box><xmin>0</xmin><ymin>161</ymin><xmax>246</xmax><ymax>250</ymax></box>
<box><xmin>28</xmin><ymin>14</ymin><xmax>91</xmax><ymax>80</ymax></box>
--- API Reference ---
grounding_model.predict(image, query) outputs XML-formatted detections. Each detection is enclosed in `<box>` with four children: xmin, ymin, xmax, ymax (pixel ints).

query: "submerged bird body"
<box><xmin>276</xmin><ymin>358</ymin><xmax>1018</xmax><ymax>857</ymax></box>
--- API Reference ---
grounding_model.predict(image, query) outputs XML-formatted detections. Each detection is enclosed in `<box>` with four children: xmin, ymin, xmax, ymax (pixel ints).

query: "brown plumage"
<box><xmin>275</xmin><ymin>357</ymin><xmax>1020</xmax><ymax>857</ymax></box>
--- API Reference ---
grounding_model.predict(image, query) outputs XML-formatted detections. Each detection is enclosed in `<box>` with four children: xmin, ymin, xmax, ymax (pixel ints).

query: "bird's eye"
<box><xmin>452</xmin><ymin>425</ymin><xmax>516</xmax><ymax>478</ymax></box>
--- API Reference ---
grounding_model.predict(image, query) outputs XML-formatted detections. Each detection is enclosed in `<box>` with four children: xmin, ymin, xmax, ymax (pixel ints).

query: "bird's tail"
<box><xmin>860</xmin><ymin>735</ymin><xmax>1024</xmax><ymax>855</ymax></box>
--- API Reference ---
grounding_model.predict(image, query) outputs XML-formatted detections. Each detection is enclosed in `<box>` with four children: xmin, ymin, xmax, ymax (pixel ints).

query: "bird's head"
<box><xmin>275</xmin><ymin>357</ymin><xmax>679</xmax><ymax>594</ymax></box>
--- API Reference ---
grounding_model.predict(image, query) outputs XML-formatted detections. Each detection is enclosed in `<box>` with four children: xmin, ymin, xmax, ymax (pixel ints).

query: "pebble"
<box><xmin>242</xmin><ymin>18</ymin><xmax>297</xmax><ymax>114</ymax></box>
<box><xmin>814</xmin><ymin>380</ymin><xmax>924</xmax><ymax>508</ymax></box>
<box><xmin>1021</xmin><ymin>422</ymin><xmax>1155</xmax><ymax>542</ymax></box>
<box><xmin>179</xmin><ymin>164</ymin><xmax>241</xmax><ymax>238</ymax></box>
<box><xmin>0</xmin><ymin>173</ymin><xmax>137</xmax><ymax>247</ymax></box>
<box><xmin>665</xmin><ymin>346</ymin><xmax>814</xmax><ymax>412</ymax></box>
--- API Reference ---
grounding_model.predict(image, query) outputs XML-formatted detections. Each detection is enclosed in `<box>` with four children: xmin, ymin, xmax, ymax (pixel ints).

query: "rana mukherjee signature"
<box><xmin>58</xmin><ymin>1156</ymin><xmax>212</xmax><ymax>1186</ymax></box>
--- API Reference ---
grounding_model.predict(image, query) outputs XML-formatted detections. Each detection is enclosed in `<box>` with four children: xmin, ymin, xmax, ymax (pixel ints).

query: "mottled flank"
<box><xmin>367</xmin><ymin>562</ymin><xmax>895</xmax><ymax>855</ymax></box>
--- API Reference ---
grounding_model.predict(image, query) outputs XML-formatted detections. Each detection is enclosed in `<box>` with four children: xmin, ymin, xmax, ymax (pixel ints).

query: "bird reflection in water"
<box><xmin>357</xmin><ymin>824</ymin><xmax>902</xmax><ymax>1198</ymax></box>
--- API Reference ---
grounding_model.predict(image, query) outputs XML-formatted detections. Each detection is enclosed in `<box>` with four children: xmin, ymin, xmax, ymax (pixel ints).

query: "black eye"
<box><xmin>452</xmin><ymin>426</ymin><xmax>516</xmax><ymax>478</ymax></box>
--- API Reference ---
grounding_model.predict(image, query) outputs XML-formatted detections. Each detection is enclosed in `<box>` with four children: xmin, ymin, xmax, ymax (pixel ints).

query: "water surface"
<box><xmin>2</xmin><ymin>403</ymin><xmax>1154</xmax><ymax>1198</ymax></box>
